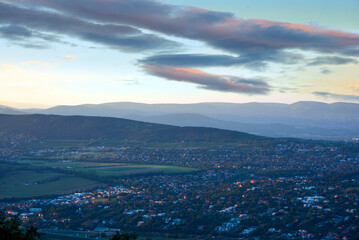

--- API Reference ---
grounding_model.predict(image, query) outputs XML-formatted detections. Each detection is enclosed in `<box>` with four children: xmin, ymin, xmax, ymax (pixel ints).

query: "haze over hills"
<box><xmin>0</xmin><ymin>106</ymin><xmax>25</xmax><ymax>115</ymax></box>
<box><xmin>2</xmin><ymin>101</ymin><xmax>359</xmax><ymax>139</ymax></box>
<box><xmin>125</xmin><ymin>113</ymin><xmax>356</xmax><ymax>140</ymax></box>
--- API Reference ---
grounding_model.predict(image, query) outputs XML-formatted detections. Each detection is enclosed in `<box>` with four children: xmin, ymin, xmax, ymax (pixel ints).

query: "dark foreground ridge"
<box><xmin>0</xmin><ymin>114</ymin><xmax>264</xmax><ymax>143</ymax></box>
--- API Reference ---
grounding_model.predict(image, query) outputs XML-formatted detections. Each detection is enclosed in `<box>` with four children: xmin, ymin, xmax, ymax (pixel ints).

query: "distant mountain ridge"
<box><xmin>0</xmin><ymin>106</ymin><xmax>25</xmax><ymax>115</ymax></box>
<box><xmin>3</xmin><ymin>101</ymin><xmax>359</xmax><ymax>139</ymax></box>
<box><xmin>38</xmin><ymin>101</ymin><xmax>359</xmax><ymax>125</ymax></box>
<box><xmin>125</xmin><ymin>113</ymin><xmax>356</xmax><ymax>139</ymax></box>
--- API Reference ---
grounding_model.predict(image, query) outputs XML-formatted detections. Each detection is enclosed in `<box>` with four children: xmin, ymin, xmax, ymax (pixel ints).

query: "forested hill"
<box><xmin>0</xmin><ymin>114</ymin><xmax>266</xmax><ymax>143</ymax></box>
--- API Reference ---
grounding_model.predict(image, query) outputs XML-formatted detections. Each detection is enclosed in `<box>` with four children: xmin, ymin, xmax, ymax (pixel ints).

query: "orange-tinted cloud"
<box><xmin>144</xmin><ymin>65</ymin><xmax>270</xmax><ymax>95</ymax></box>
<box><xmin>61</xmin><ymin>56</ymin><xmax>75</xmax><ymax>60</ymax></box>
<box><xmin>21</xmin><ymin>61</ymin><xmax>50</xmax><ymax>67</ymax></box>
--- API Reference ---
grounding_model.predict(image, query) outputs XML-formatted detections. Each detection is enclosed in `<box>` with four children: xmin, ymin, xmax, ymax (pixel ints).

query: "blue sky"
<box><xmin>0</xmin><ymin>0</ymin><xmax>358</xmax><ymax>107</ymax></box>
<box><xmin>169</xmin><ymin>0</ymin><xmax>359</xmax><ymax>30</ymax></box>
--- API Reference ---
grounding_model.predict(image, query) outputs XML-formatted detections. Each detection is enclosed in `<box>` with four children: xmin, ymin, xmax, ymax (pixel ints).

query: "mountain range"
<box><xmin>1</xmin><ymin>101</ymin><xmax>358</xmax><ymax>139</ymax></box>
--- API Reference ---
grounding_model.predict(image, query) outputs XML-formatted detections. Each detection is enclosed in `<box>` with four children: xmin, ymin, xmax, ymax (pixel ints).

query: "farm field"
<box><xmin>92</xmin><ymin>164</ymin><xmax>195</xmax><ymax>176</ymax></box>
<box><xmin>0</xmin><ymin>171</ymin><xmax>101</xmax><ymax>199</ymax></box>
<box><xmin>18</xmin><ymin>160</ymin><xmax>197</xmax><ymax>176</ymax></box>
<box><xmin>0</xmin><ymin>159</ymin><xmax>196</xmax><ymax>199</ymax></box>
<box><xmin>17</xmin><ymin>160</ymin><xmax>124</xmax><ymax>168</ymax></box>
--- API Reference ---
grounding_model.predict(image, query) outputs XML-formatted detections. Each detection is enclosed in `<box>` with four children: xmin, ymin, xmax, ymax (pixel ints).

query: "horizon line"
<box><xmin>1</xmin><ymin>99</ymin><xmax>358</xmax><ymax>110</ymax></box>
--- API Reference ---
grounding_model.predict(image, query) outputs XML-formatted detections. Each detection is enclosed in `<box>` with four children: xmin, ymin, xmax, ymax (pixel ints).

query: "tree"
<box><xmin>0</xmin><ymin>214</ymin><xmax>40</xmax><ymax>240</ymax></box>
<box><xmin>111</xmin><ymin>232</ymin><xmax>137</xmax><ymax>240</ymax></box>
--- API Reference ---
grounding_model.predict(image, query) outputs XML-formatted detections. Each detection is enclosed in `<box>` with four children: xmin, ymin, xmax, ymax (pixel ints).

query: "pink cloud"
<box><xmin>143</xmin><ymin>65</ymin><xmax>270</xmax><ymax>95</ymax></box>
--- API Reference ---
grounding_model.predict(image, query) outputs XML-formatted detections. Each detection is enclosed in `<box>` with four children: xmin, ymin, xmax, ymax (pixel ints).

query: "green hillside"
<box><xmin>0</xmin><ymin>114</ymin><xmax>265</xmax><ymax>144</ymax></box>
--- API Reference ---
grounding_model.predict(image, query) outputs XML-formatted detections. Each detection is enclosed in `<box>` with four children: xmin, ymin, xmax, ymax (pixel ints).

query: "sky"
<box><xmin>0</xmin><ymin>0</ymin><xmax>358</xmax><ymax>108</ymax></box>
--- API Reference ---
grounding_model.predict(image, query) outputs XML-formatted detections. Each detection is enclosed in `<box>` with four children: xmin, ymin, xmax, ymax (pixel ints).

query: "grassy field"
<box><xmin>0</xmin><ymin>171</ymin><xmax>101</xmax><ymax>199</ymax></box>
<box><xmin>19</xmin><ymin>160</ymin><xmax>196</xmax><ymax>176</ymax></box>
<box><xmin>92</xmin><ymin>164</ymin><xmax>195</xmax><ymax>176</ymax></box>
<box><xmin>25</xmin><ymin>138</ymin><xmax>250</xmax><ymax>151</ymax></box>
<box><xmin>0</xmin><ymin>160</ymin><xmax>196</xmax><ymax>199</ymax></box>
<box><xmin>18</xmin><ymin>160</ymin><xmax>125</xmax><ymax>168</ymax></box>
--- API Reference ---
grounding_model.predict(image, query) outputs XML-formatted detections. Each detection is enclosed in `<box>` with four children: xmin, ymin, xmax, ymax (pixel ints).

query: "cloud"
<box><xmin>313</xmin><ymin>91</ymin><xmax>359</xmax><ymax>102</ymax></box>
<box><xmin>21</xmin><ymin>61</ymin><xmax>49</xmax><ymax>67</ymax></box>
<box><xmin>320</xmin><ymin>68</ymin><xmax>332</xmax><ymax>75</ymax></box>
<box><xmin>1</xmin><ymin>0</ymin><xmax>358</xmax><ymax>67</ymax></box>
<box><xmin>0</xmin><ymin>64</ymin><xmax>22</xmax><ymax>71</ymax></box>
<box><xmin>118</xmin><ymin>79</ymin><xmax>140</xmax><ymax>85</ymax></box>
<box><xmin>308</xmin><ymin>56</ymin><xmax>358</xmax><ymax>66</ymax></box>
<box><xmin>143</xmin><ymin>64</ymin><xmax>270</xmax><ymax>94</ymax></box>
<box><xmin>1</xmin><ymin>0</ymin><xmax>359</xmax><ymax>96</ymax></box>
<box><xmin>0</xmin><ymin>25</ymin><xmax>32</xmax><ymax>39</ymax></box>
<box><xmin>141</xmin><ymin>54</ymin><xmax>251</xmax><ymax>68</ymax></box>
<box><xmin>140</xmin><ymin>52</ymin><xmax>303</xmax><ymax>69</ymax></box>
<box><xmin>78</xmin><ymin>32</ymin><xmax>176</xmax><ymax>52</ymax></box>
<box><xmin>278</xmin><ymin>87</ymin><xmax>298</xmax><ymax>93</ymax></box>
<box><xmin>0</xmin><ymin>24</ymin><xmax>61</xmax><ymax>49</ymax></box>
<box><xmin>0</xmin><ymin>1</ymin><xmax>177</xmax><ymax>52</ymax></box>
<box><xmin>61</xmin><ymin>56</ymin><xmax>75</xmax><ymax>60</ymax></box>
<box><xmin>341</xmin><ymin>48</ymin><xmax>359</xmax><ymax>57</ymax></box>
<box><xmin>7</xmin><ymin>0</ymin><xmax>358</xmax><ymax>58</ymax></box>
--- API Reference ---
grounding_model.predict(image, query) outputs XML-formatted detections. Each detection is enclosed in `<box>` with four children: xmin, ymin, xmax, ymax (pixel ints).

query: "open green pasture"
<box><xmin>0</xmin><ymin>171</ymin><xmax>101</xmax><ymax>199</ymax></box>
<box><xmin>91</xmin><ymin>164</ymin><xmax>195</xmax><ymax>176</ymax></box>
<box><xmin>19</xmin><ymin>160</ymin><xmax>196</xmax><ymax>176</ymax></box>
<box><xmin>17</xmin><ymin>160</ymin><xmax>124</xmax><ymax>168</ymax></box>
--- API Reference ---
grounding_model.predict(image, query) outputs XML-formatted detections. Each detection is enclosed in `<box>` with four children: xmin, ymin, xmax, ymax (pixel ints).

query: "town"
<box><xmin>1</xmin><ymin>139</ymin><xmax>359</xmax><ymax>239</ymax></box>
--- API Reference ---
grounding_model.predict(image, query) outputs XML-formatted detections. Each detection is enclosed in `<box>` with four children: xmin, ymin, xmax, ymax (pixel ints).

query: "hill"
<box><xmin>126</xmin><ymin>113</ymin><xmax>356</xmax><ymax>139</ymax></box>
<box><xmin>36</xmin><ymin>101</ymin><xmax>359</xmax><ymax>126</ymax></box>
<box><xmin>19</xmin><ymin>101</ymin><xmax>359</xmax><ymax>139</ymax></box>
<box><xmin>0</xmin><ymin>114</ymin><xmax>264</xmax><ymax>144</ymax></box>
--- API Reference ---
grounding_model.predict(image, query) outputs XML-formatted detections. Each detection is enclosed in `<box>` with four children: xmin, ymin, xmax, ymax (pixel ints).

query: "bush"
<box><xmin>111</xmin><ymin>232</ymin><xmax>137</xmax><ymax>240</ymax></box>
<box><xmin>0</xmin><ymin>214</ymin><xmax>40</xmax><ymax>240</ymax></box>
